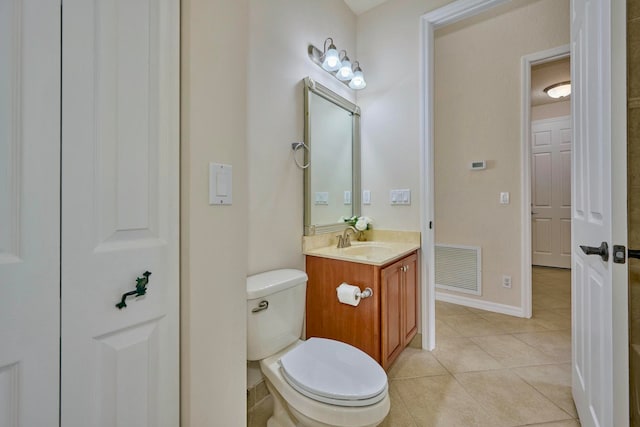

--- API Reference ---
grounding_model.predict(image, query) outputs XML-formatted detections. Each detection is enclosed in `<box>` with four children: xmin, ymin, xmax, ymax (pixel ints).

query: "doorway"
<box><xmin>530</xmin><ymin>57</ymin><xmax>572</xmax><ymax>270</ymax></box>
<box><xmin>527</xmin><ymin>54</ymin><xmax>572</xmax><ymax>322</ymax></box>
<box><xmin>420</xmin><ymin>0</ymin><xmax>627</xmax><ymax>425</ymax></box>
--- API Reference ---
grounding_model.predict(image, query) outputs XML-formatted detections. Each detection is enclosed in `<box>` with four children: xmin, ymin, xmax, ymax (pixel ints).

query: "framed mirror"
<box><xmin>303</xmin><ymin>77</ymin><xmax>361</xmax><ymax>235</ymax></box>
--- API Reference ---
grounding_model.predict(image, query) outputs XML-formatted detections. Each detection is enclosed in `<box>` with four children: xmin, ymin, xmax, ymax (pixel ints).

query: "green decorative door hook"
<box><xmin>116</xmin><ymin>271</ymin><xmax>152</xmax><ymax>309</ymax></box>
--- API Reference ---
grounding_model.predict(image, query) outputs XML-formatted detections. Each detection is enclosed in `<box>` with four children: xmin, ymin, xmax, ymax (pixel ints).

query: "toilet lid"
<box><xmin>280</xmin><ymin>338</ymin><xmax>387</xmax><ymax>407</ymax></box>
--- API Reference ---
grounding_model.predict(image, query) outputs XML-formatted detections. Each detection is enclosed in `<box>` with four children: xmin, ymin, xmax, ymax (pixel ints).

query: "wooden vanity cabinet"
<box><xmin>305</xmin><ymin>251</ymin><xmax>419</xmax><ymax>370</ymax></box>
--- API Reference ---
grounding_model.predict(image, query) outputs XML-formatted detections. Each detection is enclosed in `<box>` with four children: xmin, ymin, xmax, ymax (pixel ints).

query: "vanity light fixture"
<box><xmin>544</xmin><ymin>81</ymin><xmax>571</xmax><ymax>99</ymax></box>
<box><xmin>308</xmin><ymin>38</ymin><xmax>367</xmax><ymax>90</ymax></box>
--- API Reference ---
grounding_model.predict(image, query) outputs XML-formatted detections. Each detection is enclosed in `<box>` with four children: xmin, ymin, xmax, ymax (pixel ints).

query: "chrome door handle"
<box><xmin>251</xmin><ymin>300</ymin><xmax>269</xmax><ymax>313</ymax></box>
<box><xmin>579</xmin><ymin>242</ymin><xmax>609</xmax><ymax>262</ymax></box>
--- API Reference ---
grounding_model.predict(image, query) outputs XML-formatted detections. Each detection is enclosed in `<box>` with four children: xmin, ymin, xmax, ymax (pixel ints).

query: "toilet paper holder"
<box><xmin>357</xmin><ymin>287</ymin><xmax>373</xmax><ymax>299</ymax></box>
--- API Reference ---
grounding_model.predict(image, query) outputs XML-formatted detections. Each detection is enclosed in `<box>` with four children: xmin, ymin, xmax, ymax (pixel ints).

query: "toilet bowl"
<box><xmin>247</xmin><ymin>269</ymin><xmax>390</xmax><ymax>427</ymax></box>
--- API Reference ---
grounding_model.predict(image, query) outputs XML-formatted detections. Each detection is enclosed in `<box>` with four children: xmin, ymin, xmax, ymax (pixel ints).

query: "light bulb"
<box><xmin>337</xmin><ymin>59</ymin><xmax>354</xmax><ymax>81</ymax></box>
<box><xmin>322</xmin><ymin>47</ymin><xmax>341</xmax><ymax>72</ymax></box>
<box><xmin>349</xmin><ymin>70</ymin><xmax>366</xmax><ymax>90</ymax></box>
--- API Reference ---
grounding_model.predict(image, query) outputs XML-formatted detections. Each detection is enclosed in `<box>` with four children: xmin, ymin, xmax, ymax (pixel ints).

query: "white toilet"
<box><xmin>247</xmin><ymin>269</ymin><xmax>390</xmax><ymax>427</ymax></box>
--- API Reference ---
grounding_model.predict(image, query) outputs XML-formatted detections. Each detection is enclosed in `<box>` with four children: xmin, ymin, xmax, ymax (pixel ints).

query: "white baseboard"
<box><xmin>436</xmin><ymin>291</ymin><xmax>525</xmax><ymax>318</ymax></box>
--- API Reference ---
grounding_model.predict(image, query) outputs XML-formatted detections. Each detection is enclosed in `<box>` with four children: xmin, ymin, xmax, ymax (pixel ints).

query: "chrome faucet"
<box><xmin>337</xmin><ymin>226</ymin><xmax>358</xmax><ymax>248</ymax></box>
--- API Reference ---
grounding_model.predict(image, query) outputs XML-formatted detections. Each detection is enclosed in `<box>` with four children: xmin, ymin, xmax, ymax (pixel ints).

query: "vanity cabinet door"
<box><xmin>402</xmin><ymin>253</ymin><xmax>419</xmax><ymax>345</ymax></box>
<box><xmin>305</xmin><ymin>256</ymin><xmax>381</xmax><ymax>362</ymax></box>
<box><xmin>381</xmin><ymin>252</ymin><xmax>419</xmax><ymax>369</ymax></box>
<box><xmin>381</xmin><ymin>259</ymin><xmax>405</xmax><ymax>368</ymax></box>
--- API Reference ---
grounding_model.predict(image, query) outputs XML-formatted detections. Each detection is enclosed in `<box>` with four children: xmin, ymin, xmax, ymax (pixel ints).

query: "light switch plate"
<box><xmin>500</xmin><ymin>192</ymin><xmax>510</xmax><ymax>205</ymax></box>
<box><xmin>390</xmin><ymin>189</ymin><xmax>411</xmax><ymax>205</ymax></box>
<box><xmin>362</xmin><ymin>190</ymin><xmax>371</xmax><ymax>205</ymax></box>
<box><xmin>344</xmin><ymin>190</ymin><xmax>351</xmax><ymax>205</ymax></box>
<box><xmin>209</xmin><ymin>163</ymin><xmax>232</xmax><ymax>205</ymax></box>
<box><xmin>315</xmin><ymin>192</ymin><xmax>329</xmax><ymax>205</ymax></box>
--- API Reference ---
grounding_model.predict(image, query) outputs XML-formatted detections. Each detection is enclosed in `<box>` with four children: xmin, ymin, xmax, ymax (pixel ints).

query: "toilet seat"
<box><xmin>279</xmin><ymin>338</ymin><xmax>387</xmax><ymax>407</ymax></box>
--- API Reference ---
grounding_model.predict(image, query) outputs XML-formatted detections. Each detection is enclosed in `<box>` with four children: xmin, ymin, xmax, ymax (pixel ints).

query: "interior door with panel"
<box><xmin>60</xmin><ymin>0</ymin><xmax>179</xmax><ymax>425</ymax></box>
<box><xmin>531</xmin><ymin>116</ymin><xmax>572</xmax><ymax>269</ymax></box>
<box><xmin>571</xmin><ymin>0</ymin><xmax>621</xmax><ymax>425</ymax></box>
<box><xmin>0</xmin><ymin>1</ymin><xmax>60</xmax><ymax>425</ymax></box>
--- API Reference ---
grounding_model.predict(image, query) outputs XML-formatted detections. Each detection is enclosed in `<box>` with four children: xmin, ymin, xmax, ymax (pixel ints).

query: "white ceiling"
<box><xmin>343</xmin><ymin>0</ymin><xmax>389</xmax><ymax>15</ymax></box>
<box><xmin>531</xmin><ymin>57</ymin><xmax>571</xmax><ymax>106</ymax></box>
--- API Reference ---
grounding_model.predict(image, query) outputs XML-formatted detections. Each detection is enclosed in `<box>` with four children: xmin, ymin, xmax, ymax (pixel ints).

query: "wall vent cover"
<box><xmin>435</xmin><ymin>244</ymin><xmax>482</xmax><ymax>295</ymax></box>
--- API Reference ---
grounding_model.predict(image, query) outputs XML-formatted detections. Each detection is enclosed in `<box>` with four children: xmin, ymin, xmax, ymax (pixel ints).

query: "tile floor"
<box><xmin>248</xmin><ymin>266</ymin><xmax>579</xmax><ymax>427</ymax></box>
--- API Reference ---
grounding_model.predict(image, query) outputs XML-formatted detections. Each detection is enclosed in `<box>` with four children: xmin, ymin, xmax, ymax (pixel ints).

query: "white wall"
<box><xmin>247</xmin><ymin>0</ymin><xmax>357</xmax><ymax>275</ymax></box>
<box><xmin>181</xmin><ymin>0</ymin><xmax>249</xmax><ymax>425</ymax></box>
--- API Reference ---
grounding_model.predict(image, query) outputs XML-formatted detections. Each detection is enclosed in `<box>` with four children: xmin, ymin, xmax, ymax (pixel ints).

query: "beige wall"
<box><xmin>356</xmin><ymin>0</ymin><xmax>452</xmax><ymax>230</ymax></box>
<box><xmin>532</xmin><ymin>100</ymin><xmax>570</xmax><ymax>121</ymax></box>
<box><xmin>245</xmin><ymin>0</ymin><xmax>358</xmax><ymax>391</ymax></box>
<box><xmin>181</xmin><ymin>0</ymin><xmax>249</xmax><ymax>425</ymax></box>
<box><xmin>357</xmin><ymin>0</ymin><xmax>569</xmax><ymax>309</ymax></box>
<box><xmin>247</xmin><ymin>0</ymin><xmax>357</xmax><ymax>275</ymax></box>
<box><xmin>433</xmin><ymin>0</ymin><xmax>569</xmax><ymax>307</ymax></box>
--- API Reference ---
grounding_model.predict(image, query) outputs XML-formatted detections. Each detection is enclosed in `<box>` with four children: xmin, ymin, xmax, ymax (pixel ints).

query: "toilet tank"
<box><xmin>246</xmin><ymin>269</ymin><xmax>308</xmax><ymax>361</ymax></box>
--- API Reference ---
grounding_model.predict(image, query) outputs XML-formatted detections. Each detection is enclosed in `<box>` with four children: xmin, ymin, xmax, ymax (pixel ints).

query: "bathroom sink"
<box><xmin>340</xmin><ymin>244</ymin><xmax>394</xmax><ymax>258</ymax></box>
<box><xmin>304</xmin><ymin>242</ymin><xmax>421</xmax><ymax>265</ymax></box>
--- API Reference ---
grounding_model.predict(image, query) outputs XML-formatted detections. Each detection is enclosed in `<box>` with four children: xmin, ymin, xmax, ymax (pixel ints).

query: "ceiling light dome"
<box><xmin>544</xmin><ymin>81</ymin><xmax>571</xmax><ymax>99</ymax></box>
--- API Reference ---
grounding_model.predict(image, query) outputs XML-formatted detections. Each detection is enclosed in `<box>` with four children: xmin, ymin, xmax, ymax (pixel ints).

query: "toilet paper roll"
<box><xmin>336</xmin><ymin>283</ymin><xmax>361</xmax><ymax>306</ymax></box>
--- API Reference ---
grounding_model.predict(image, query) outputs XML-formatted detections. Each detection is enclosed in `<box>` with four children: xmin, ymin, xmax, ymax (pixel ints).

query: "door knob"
<box><xmin>116</xmin><ymin>271</ymin><xmax>151</xmax><ymax>309</ymax></box>
<box><xmin>579</xmin><ymin>242</ymin><xmax>609</xmax><ymax>262</ymax></box>
<box><xmin>630</xmin><ymin>249</ymin><xmax>640</xmax><ymax>260</ymax></box>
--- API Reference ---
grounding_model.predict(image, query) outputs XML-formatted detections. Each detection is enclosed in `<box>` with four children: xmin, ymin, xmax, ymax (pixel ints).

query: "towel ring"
<box><xmin>292</xmin><ymin>142</ymin><xmax>310</xmax><ymax>169</ymax></box>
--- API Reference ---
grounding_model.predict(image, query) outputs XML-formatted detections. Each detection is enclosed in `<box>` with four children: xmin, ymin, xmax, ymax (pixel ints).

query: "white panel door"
<box><xmin>571</xmin><ymin>0</ymin><xmax>616</xmax><ymax>425</ymax></box>
<box><xmin>60</xmin><ymin>0</ymin><xmax>179</xmax><ymax>426</ymax></box>
<box><xmin>0</xmin><ymin>1</ymin><xmax>60</xmax><ymax>426</ymax></box>
<box><xmin>532</xmin><ymin>116</ymin><xmax>572</xmax><ymax>269</ymax></box>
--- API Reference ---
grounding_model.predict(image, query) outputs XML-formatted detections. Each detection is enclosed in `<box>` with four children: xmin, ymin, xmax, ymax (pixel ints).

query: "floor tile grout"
<box><xmin>383</xmin><ymin>266</ymin><xmax>578</xmax><ymax>427</ymax></box>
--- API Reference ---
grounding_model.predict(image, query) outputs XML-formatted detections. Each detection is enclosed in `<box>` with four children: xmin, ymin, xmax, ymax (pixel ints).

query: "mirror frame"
<box><xmin>303</xmin><ymin>77</ymin><xmax>361</xmax><ymax>235</ymax></box>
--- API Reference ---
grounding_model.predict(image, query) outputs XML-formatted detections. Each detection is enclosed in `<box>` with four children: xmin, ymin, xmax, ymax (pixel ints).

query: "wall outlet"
<box><xmin>502</xmin><ymin>275</ymin><xmax>512</xmax><ymax>289</ymax></box>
